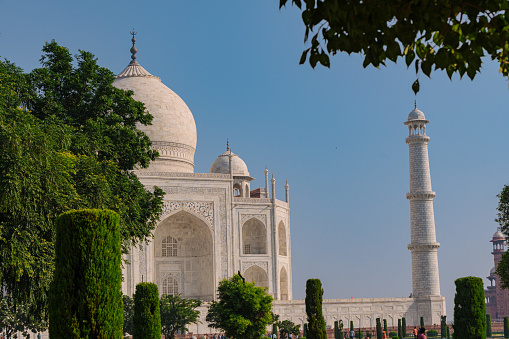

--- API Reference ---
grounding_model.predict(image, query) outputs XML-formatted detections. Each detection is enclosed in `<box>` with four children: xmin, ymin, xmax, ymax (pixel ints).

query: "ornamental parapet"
<box><xmin>407</xmin><ymin>243</ymin><xmax>440</xmax><ymax>250</ymax></box>
<box><xmin>405</xmin><ymin>135</ymin><xmax>430</xmax><ymax>144</ymax></box>
<box><xmin>406</xmin><ymin>191</ymin><xmax>436</xmax><ymax>200</ymax></box>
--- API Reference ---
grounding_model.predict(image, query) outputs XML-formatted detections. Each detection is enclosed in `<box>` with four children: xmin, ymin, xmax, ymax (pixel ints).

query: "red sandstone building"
<box><xmin>485</xmin><ymin>229</ymin><xmax>509</xmax><ymax>320</ymax></box>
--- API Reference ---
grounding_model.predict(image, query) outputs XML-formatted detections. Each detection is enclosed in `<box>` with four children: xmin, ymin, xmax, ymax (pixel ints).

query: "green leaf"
<box><xmin>412</xmin><ymin>79</ymin><xmax>420</xmax><ymax>95</ymax></box>
<box><xmin>319</xmin><ymin>52</ymin><xmax>330</xmax><ymax>68</ymax></box>
<box><xmin>299</xmin><ymin>49</ymin><xmax>310</xmax><ymax>65</ymax></box>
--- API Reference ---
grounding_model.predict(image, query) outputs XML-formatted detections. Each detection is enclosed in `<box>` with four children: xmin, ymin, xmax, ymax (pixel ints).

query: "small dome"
<box><xmin>493</xmin><ymin>230</ymin><xmax>505</xmax><ymax>241</ymax></box>
<box><xmin>490</xmin><ymin>267</ymin><xmax>496</xmax><ymax>275</ymax></box>
<box><xmin>210</xmin><ymin>150</ymin><xmax>249</xmax><ymax>176</ymax></box>
<box><xmin>408</xmin><ymin>108</ymin><xmax>426</xmax><ymax>121</ymax></box>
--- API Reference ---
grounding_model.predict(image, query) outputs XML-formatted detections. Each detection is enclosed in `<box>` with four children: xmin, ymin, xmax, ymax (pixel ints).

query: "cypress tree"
<box><xmin>305</xmin><ymin>279</ymin><xmax>327</xmax><ymax>339</ymax></box>
<box><xmin>447</xmin><ymin>325</ymin><xmax>450</xmax><ymax>338</ymax></box>
<box><xmin>273</xmin><ymin>323</ymin><xmax>278</xmax><ymax>339</ymax></box>
<box><xmin>402</xmin><ymin>317</ymin><xmax>406</xmax><ymax>338</ymax></box>
<box><xmin>49</xmin><ymin>209</ymin><xmax>123</xmax><ymax>339</ymax></box>
<box><xmin>504</xmin><ymin>316</ymin><xmax>509</xmax><ymax>338</ymax></box>
<box><xmin>486</xmin><ymin>314</ymin><xmax>492</xmax><ymax>337</ymax></box>
<box><xmin>350</xmin><ymin>321</ymin><xmax>354</xmax><ymax>332</ymax></box>
<box><xmin>376</xmin><ymin>318</ymin><xmax>382</xmax><ymax>339</ymax></box>
<box><xmin>304</xmin><ymin>323</ymin><xmax>308</xmax><ymax>338</ymax></box>
<box><xmin>398</xmin><ymin>319</ymin><xmax>402</xmax><ymax>339</ymax></box>
<box><xmin>420</xmin><ymin>317</ymin><xmax>424</xmax><ymax>329</ymax></box>
<box><xmin>383</xmin><ymin>319</ymin><xmax>388</xmax><ymax>336</ymax></box>
<box><xmin>334</xmin><ymin>321</ymin><xmax>339</xmax><ymax>339</ymax></box>
<box><xmin>133</xmin><ymin>282</ymin><xmax>161</xmax><ymax>339</ymax></box>
<box><xmin>453</xmin><ymin>276</ymin><xmax>486</xmax><ymax>339</ymax></box>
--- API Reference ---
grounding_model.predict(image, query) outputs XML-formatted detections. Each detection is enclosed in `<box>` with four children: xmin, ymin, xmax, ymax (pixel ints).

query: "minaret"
<box><xmin>405</xmin><ymin>106</ymin><xmax>441</xmax><ymax>297</ymax></box>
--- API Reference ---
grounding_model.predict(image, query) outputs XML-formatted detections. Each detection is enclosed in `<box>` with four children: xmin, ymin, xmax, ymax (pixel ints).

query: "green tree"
<box><xmin>133</xmin><ymin>283</ymin><xmax>161</xmax><ymax>339</ymax></box>
<box><xmin>504</xmin><ymin>316</ymin><xmax>509</xmax><ymax>338</ymax></box>
<box><xmin>402</xmin><ymin>318</ymin><xmax>406</xmax><ymax>338</ymax></box>
<box><xmin>279</xmin><ymin>0</ymin><xmax>509</xmax><ymax>94</ymax></box>
<box><xmin>350</xmin><ymin>321</ymin><xmax>354</xmax><ymax>332</ymax></box>
<box><xmin>398</xmin><ymin>319</ymin><xmax>402</xmax><ymax>339</ymax></box>
<box><xmin>277</xmin><ymin>319</ymin><xmax>301</xmax><ymax>339</ymax></box>
<box><xmin>334</xmin><ymin>320</ymin><xmax>344</xmax><ymax>339</ymax></box>
<box><xmin>376</xmin><ymin>318</ymin><xmax>382</xmax><ymax>339</ymax></box>
<box><xmin>384</xmin><ymin>319</ymin><xmax>388</xmax><ymax>336</ymax></box>
<box><xmin>123</xmin><ymin>295</ymin><xmax>134</xmax><ymax>336</ymax></box>
<box><xmin>160</xmin><ymin>294</ymin><xmax>202</xmax><ymax>339</ymax></box>
<box><xmin>206</xmin><ymin>274</ymin><xmax>274</xmax><ymax>339</ymax></box>
<box><xmin>453</xmin><ymin>276</ymin><xmax>486</xmax><ymax>339</ymax></box>
<box><xmin>441</xmin><ymin>315</ymin><xmax>447</xmax><ymax>338</ymax></box>
<box><xmin>273</xmin><ymin>323</ymin><xmax>279</xmax><ymax>339</ymax></box>
<box><xmin>305</xmin><ymin>279</ymin><xmax>326</xmax><ymax>339</ymax></box>
<box><xmin>304</xmin><ymin>323</ymin><xmax>308</xmax><ymax>338</ymax></box>
<box><xmin>421</xmin><ymin>317</ymin><xmax>425</xmax><ymax>329</ymax></box>
<box><xmin>486</xmin><ymin>314</ymin><xmax>492</xmax><ymax>337</ymax></box>
<box><xmin>0</xmin><ymin>295</ymin><xmax>47</xmax><ymax>339</ymax></box>
<box><xmin>48</xmin><ymin>209</ymin><xmax>123</xmax><ymax>339</ymax></box>
<box><xmin>0</xmin><ymin>42</ymin><xmax>164</xmax><ymax>320</ymax></box>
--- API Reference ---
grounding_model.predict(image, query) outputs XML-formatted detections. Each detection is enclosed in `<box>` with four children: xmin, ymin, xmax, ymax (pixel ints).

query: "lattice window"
<box><xmin>162</xmin><ymin>276</ymin><xmax>179</xmax><ymax>296</ymax></box>
<box><xmin>162</xmin><ymin>236</ymin><xmax>178</xmax><ymax>257</ymax></box>
<box><xmin>244</xmin><ymin>244</ymin><xmax>251</xmax><ymax>254</ymax></box>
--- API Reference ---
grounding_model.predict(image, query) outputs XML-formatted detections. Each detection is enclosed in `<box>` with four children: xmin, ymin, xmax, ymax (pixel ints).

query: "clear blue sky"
<box><xmin>2</xmin><ymin>0</ymin><xmax>509</xmax><ymax>319</ymax></box>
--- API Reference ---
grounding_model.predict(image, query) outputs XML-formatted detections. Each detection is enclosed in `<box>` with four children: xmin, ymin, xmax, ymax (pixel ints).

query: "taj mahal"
<box><xmin>114</xmin><ymin>34</ymin><xmax>445</xmax><ymax>333</ymax></box>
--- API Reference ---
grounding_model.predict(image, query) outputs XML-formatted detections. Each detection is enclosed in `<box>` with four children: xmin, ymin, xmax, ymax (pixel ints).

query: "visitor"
<box><xmin>350</xmin><ymin>329</ymin><xmax>355</xmax><ymax>338</ymax></box>
<box><xmin>383</xmin><ymin>330</ymin><xmax>387</xmax><ymax>339</ymax></box>
<box><xmin>413</xmin><ymin>326</ymin><xmax>418</xmax><ymax>339</ymax></box>
<box><xmin>417</xmin><ymin>327</ymin><xmax>426</xmax><ymax>339</ymax></box>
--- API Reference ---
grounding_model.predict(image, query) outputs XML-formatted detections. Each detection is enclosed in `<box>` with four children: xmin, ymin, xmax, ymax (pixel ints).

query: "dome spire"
<box><xmin>414</xmin><ymin>100</ymin><xmax>417</xmax><ymax>109</ymax></box>
<box><xmin>130</xmin><ymin>28</ymin><xmax>137</xmax><ymax>62</ymax></box>
<box><xmin>226</xmin><ymin>138</ymin><xmax>230</xmax><ymax>152</ymax></box>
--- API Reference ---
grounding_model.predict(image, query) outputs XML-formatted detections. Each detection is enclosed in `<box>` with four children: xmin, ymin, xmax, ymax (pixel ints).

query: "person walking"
<box><xmin>413</xmin><ymin>327</ymin><xmax>418</xmax><ymax>339</ymax></box>
<box><xmin>417</xmin><ymin>328</ymin><xmax>427</xmax><ymax>339</ymax></box>
<box><xmin>350</xmin><ymin>329</ymin><xmax>355</xmax><ymax>338</ymax></box>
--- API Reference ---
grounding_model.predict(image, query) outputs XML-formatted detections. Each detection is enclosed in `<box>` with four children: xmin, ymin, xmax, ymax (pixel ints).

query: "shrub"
<box><xmin>392</xmin><ymin>337</ymin><xmax>399</xmax><ymax>339</ymax></box>
<box><xmin>427</xmin><ymin>329</ymin><xmax>439</xmax><ymax>337</ymax></box>
<box><xmin>133</xmin><ymin>282</ymin><xmax>161</xmax><ymax>339</ymax></box>
<box><xmin>487</xmin><ymin>314</ymin><xmax>492</xmax><ymax>337</ymax></box>
<box><xmin>389</xmin><ymin>331</ymin><xmax>397</xmax><ymax>337</ymax></box>
<box><xmin>453</xmin><ymin>276</ymin><xmax>486</xmax><ymax>339</ymax></box>
<box><xmin>355</xmin><ymin>332</ymin><xmax>363</xmax><ymax>338</ymax></box>
<box><xmin>305</xmin><ymin>279</ymin><xmax>327</xmax><ymax>339</ymax></box>
<box><xmin>49</xmin><ymin>209</ymin><xmax>123</xmax><ymax>339</ymax></box>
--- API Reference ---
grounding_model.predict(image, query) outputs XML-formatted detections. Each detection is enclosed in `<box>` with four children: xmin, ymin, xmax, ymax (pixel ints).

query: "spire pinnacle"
<box><xmin>130</xmin><ymin>28</ymin><xmax>138</xmax><ymax>61</ymax></box>
<box><xmin>226</xmin><ymin>138</ymin><xmax>230</xmax><ymax>152</ymax></box>
<box><xmin>414</xmin><ymin>100</ymin><xmax>417</xmax><ymax>109</ymax></box>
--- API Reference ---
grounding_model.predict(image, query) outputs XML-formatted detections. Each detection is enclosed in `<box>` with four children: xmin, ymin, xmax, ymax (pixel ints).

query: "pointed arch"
<box><xmin>278</xmin><ymin>221</ymin><xmax>287</xmax><ymax>256</ymax></box>
<box><xmin>244</xmin><ymin>265</ymin><xmax>268</xmax><ymax>288</ymax></box>
<box><xmin>242</xmin><ymin>218</ymin><xmax>267</xmax><ymax>254</ymax></box>
<box><xmin>280</xmin><ymin>266</ymin><xmax>289</xmax><ymax>300</ymax></box>
<box><xmin>154</xmin><ymin>210</ymin><xmax>214</xmax><ymax>301</ymax></box>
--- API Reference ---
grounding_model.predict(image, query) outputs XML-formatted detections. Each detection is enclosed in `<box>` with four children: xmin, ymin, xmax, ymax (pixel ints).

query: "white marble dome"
<box><xmin>210</xmin><ymin>150</ymin><xmax>250</xmax><ymax>176</ymax></box>
<box><xmin>493</xmin><ymin>230</ymin><xmax>505</xmax><ymax>241</ymax></box>
<box><xmin>113</xmin><ymin>60</ymin><xmax>197</xmax><ymax>173</ymax></box>
<box><xmin>408</xmin><ymin>108</ymin><xmax>426</xmax><ymax>121</ymax></box>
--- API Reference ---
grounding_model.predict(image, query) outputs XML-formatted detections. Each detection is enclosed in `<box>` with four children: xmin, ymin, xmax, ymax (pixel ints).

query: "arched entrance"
<box><xmin>242</xmin><ymin>218</ymin><xmax>267</xmax><ymax>254</ymax></box>
<box><xmin>280</xmin><ymin>266</ymin><xmax>289</xmax><ymax>300</ymax></box>
<box><xmin>278</xmin><ymin>221</ymin><xmax>287</xmax><ymax>256</ymax></box>
<box><xmin>154</xmin><ymin>210</ymin><xmax>214</xmax><ymax>301</ymax></box>
<box><xmin>244</xmin><ymin>265</ymin><xmax>268</xmax><ymax>288</ymax></box>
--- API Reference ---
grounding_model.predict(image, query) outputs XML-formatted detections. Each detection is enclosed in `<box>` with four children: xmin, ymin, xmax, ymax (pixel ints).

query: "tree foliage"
<box><xmin>0</xmin><ymin>41</ymin><xmax>164</xmax><ymax>320</ymax></box>
<box><xmin>0</xmin><ymin>295</ymin><xmax>47</xmax><ymax>339</ymax></box>
<box><xmin>453</xmin><ymin>276</ymin><xmax>486</xmax><ymax>339</ymax></box>
<box><xmin>206</xmin><ymin>274</ymin><xmax>274</xmax><ymax>339</ymax></box>
<box><xmin>123</xmin><ymin>295</ymin><xmax>134</xmax><ymax>336</ymax></box>
<box><xmin>276</xmin><ymin>319</ymin><xmax>301</xmax><ymax>339</ymax></box>
<box><xmin>305</xmin><ymin>279</ymin><xmax>326</xmax><ymax>339</ymax></box>
<box><xmin>280</xmin><ymin>0</ymin><xmax>509</xmax><ymax>93</ymax></box>
<box><xmin>160</xmin><ymin>294</ymin><xmax>202</xmax><ymax>339</ymax></box>
<box><xmin>504</xmin><ymin>316</ymin><xmax>509</xmax><ymax>338</ymax></box>
<box><xmin>48</xmin><ymin>209</ymin><xmax>123</xmax><ymax>339</ymax></box>
<box><xmin>133</xmin><ymin>283</ymin><xmax>161</xmax><ymax>339</ymax></box>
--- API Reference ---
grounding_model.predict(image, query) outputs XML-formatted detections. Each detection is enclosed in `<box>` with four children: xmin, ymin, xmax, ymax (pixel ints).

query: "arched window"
<box><xmin>280</xmin><ymin>266</ymin><xmax>289</xmax><ymax>300</ymax></box>
<box><xmin>242</xmin><ymin>218</ymin><xmax>267</xmax><ymax>254</ymax></box>
<box><xmin>278</xmin><ymin>222</ymin><xmax>287</xmax><ymax>256</ymax></box>
<box><xmin>162</xmin><ymin>276</ymin><xmax>179</xmax><ymax>296</ymax></box>
<box><xmin>233</xmin><ymin>183</ymin><xmax>242</xmax><ymax>197</ymax></box>
<box><xmin>162</xmin><ymin>236</ymin><xmax>178</xmax><ymax>257</ymax></box>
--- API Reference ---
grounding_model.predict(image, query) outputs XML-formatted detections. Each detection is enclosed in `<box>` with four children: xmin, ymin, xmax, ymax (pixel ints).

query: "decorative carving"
<box><xmin>136</xmin><ymin>171</ymin><xmax>229</xmax><ymax>179</ymax></box>
<box><xmin>407</xmin><ymin>243</ymin><xmax>440</xmax><ymax>250</ymax></box>
<box><xmin>406</xmin><ymin>192</ymin><xmax>436</xmax><ymax>200</ymax></box>
<box><xmin>242</xmin><ymin>261</ymin><xmax>268</xmax><ymax>273</ymax></box>
<box><xmin>234</xmin><ymin>197</ymin><xmax>272</xmax><ymax>204</ymax></box>
<box><xmin>139</xmin><ymin>243</ymin><xmax>147</xmax><ymax>280</ymax></box>
<box><xmin>160</xmin><ymin>271</ymin><xmax>184</xmax><ymax>295</ymax></box>
<box><xmin>405</xmin><ymin>135</ymin><xmax>430</xmax><ymax>144</ymax></box>
<box><xmin>241</xmin><ymin>214</ymin><xmax>267</xmax><ymax>226</ymax></box>
<box><xmin>162</xmin><ymin>187</ymin><xmax>229</xmax><ymax>278</ymax></box>
<box><xmin>162</xmin><ymin>201</ymin><xmax>214</xmax><ymax>228</ymax></box>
